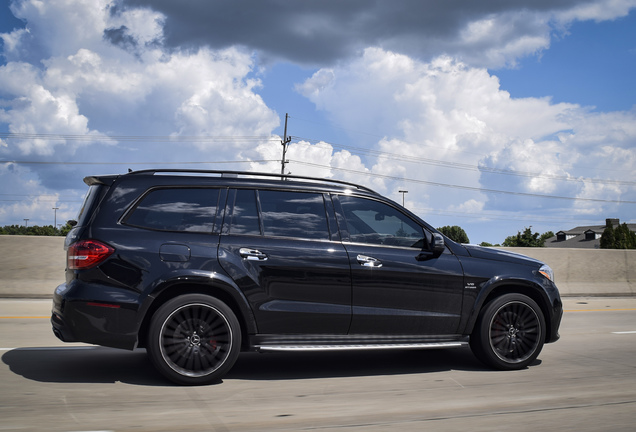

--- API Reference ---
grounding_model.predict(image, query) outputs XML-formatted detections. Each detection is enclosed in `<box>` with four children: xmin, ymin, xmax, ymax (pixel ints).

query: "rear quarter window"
<box><xmin>76</xmin><ymin>185</ymin><xmax>103</xmax><ymax>226</ymax></box>
<box><xmin>124</xmin><ymin>188</ymin><xmax>220</xmax><ymax>233</ymax></box>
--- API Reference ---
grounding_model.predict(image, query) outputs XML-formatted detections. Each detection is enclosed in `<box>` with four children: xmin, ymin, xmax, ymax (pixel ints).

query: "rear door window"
<box><xmin>258</xmin><ymin>190</ymin><xmax>330</xmax><ymax>240</ymax></box>
<box><xmin>125</xmin><ymin>188</ymin><xmax>219</xmax><ymax>233</ymax></box>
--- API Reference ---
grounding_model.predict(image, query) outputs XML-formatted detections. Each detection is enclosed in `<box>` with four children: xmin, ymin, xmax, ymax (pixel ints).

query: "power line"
<box><xmin>0</xmin><ymin>194</ymin><xmax>79</xmax><ymax>199</ymax></box>
<box><xmin>2</xmin><ymin>129</ymin><xmax>634</xmax><ymax>205</ymax></box>
<box><xmin>289</xmin><ymin>115</ymin><xmax>635</xmax><ymax>178</ymax></box>
<box><xmin>3</xmin><ymin>130</ymin><xmax>632</xmax><ymax>185</ymax></box>
<box><xmin>0</xmin><ymin>159</ymin><xmax>278</xmax><ymax>166</ymax></box>
<box><xmin>2</xmin><ymin>157</ymin><xmax>632</xmax><ymax>205</ymax></box>
<box><xmin>411</xmin><ymin>206</ymin><xmax>609</xmax><ymax>224</ymax></box>
<box><xmin>0</xmin><ymin>133</ymin><xmax>280</xmax><ymax>143</ymax></box>
<box><xmin>291</xmin><ymin>136</ymin><xmax>636</xmax><ymax>186</ymax></box>
<box><xmin>288</xmin><ymin>159</ymin><xmax>636</xmax><ymax>204</ymax></box>
<box><xmin>0</xmin><ymin>201</ymin><xmax>82</xmax><ymax>204</ymax></box>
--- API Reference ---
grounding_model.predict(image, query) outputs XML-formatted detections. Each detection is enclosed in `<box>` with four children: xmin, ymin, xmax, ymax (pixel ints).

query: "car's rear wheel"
<box><xmin>470</xmin><ymin>293</ymin><xmax>545</xmax><ymax>370</ymax></box>
<box><xmin>147</xmin><ymin>294</ymin><xmax>241</xmax><ymax>385</ymax></box>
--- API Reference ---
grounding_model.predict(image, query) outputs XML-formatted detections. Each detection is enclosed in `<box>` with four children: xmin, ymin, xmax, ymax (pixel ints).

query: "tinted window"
<box><xmin>230</xmin><ymin>189</ymin><xmax>261</xmax><ymax>235</ymax></box>
<box><xmin>125</xmin><ymin>188</ymin><xmax>219</xmax><ymax>232</ymax></box>
<box><xmin>339</xmin><ymin>195</ymin><xmax>424</xmax><ymax>248</ymax></box>
<box><xmin>76</xmin><ymin>185</ymin><xmax>102</xmax><ymax>226</ymax></box>
<box><xmin>259</xmin><ymin>190</ymin><xmax>329</xmax><ymax>240</ymax></box>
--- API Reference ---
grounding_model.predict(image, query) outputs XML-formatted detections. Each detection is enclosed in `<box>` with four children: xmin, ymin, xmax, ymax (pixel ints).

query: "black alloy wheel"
<box><xmin>147</xmin><ymin>294</ymin><xmax>241</xmax><ymax>385</ymax></box>
<box><xmin>470</xmin><ymin>293</ymin><xmax>545</xmax><ymax>370</ymax></box>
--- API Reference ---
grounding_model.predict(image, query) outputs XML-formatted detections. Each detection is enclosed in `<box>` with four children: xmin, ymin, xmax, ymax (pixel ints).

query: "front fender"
<box><xmin>461</xmin><ymin>275</ymin><xmax>552</xmax><ymax>336</ymax></box>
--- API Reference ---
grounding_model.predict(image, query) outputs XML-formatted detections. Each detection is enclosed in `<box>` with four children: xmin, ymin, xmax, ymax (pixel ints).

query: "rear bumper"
<box><xmin>51</xmin><ymin>281</ymin><xmax>142</xmax><ymax>350</ymax></box>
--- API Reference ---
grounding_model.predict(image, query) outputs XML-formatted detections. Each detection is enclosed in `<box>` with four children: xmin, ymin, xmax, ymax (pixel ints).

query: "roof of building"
<box><xmin>544</xmin><ymin>219</ymin><xmax>636</xmax><ymax>249</ymax></box>
<box><xmin>544</xmin><ymin>233</ymin><xmax>600</xmax><ymax>249</ymax></box>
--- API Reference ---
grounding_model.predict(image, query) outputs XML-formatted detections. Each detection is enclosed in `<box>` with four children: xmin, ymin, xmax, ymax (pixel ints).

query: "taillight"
<box><xmin>67</xmin><ymin>239</ymin><xmax>115</xmax><ymax>270</ymax></box>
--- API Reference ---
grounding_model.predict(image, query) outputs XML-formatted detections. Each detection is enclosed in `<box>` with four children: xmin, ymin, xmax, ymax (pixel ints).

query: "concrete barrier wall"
<box><xmin>0</xmin><ymin>235</ymin><xmax>66</xmax><ymax>297</ymax></box>
<box><xmin>499</xmin><ymin>247</ymin><xmax>635</xmax><ymax>297</ymax></box>
<box><xmin>0</xmin><ymin>236</ymin><xmax>634</xmax><ymax>298</ymax></box>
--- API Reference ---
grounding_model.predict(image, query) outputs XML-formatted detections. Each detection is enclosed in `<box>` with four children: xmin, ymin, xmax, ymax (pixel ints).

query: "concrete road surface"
<box><xmin>1</xmin><ymin>297</ymin><xmax>636</xmax><ymax>431</ymax></box>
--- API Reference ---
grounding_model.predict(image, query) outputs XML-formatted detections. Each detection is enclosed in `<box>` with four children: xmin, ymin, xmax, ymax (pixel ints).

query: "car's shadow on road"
<box><xmin>229</xmin><ymin>348</ymin><xmax>487</xmax><ymax>380</ymax></box>
<box><xmin>2</xmin><ymin>346</ymin><xmax>489</xmax><ymax>386</ymax></box>
<box><xmin>2</xmin><ymin>347</ymin><xmax>163</xmax><ymax>386</ymax></box>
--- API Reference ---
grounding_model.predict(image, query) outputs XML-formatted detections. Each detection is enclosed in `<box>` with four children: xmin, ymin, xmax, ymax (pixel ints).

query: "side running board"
<box><xmin>256</xmin><ymin>341</ymin><xmax>467</xmax><ymax>352</ymax></box>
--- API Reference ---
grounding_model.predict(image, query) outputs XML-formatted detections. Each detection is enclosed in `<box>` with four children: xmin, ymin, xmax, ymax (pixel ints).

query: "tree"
<box><xmin>59</xmin><ymin>221</ymin><xmax>74</xmax><ymax>236</ymax></box>
<box><xmin>437</xmin><ymin>225</ymin><xmax>469</xmax><ymax>244</ymax></box>
<box><xmin>502</xmin><ymin>227</ymin><xmax>552</xmax><ymax>247</ymax></box>
<box><xmin>540</xmin><ymin>231</ymin><xmax>555</xmax><ymax>245</ymax></box>
<box><xmin>0</xmin><ymin>222</ymin><xmax>73</xmax><ymax>236</ymax></box>
<box><xmin>479</xmin><ymin>241</ymin><xmax>501</xmax><ymax>247</ymax></box>
<box><xmin>600</xmin><ymin>225</ymin><xmax>616</xmax><ymax>249</ymax></box>
<box><xmin>601</xmin><ymin>222</ymin><xmax>636</xmax><ymax>249</ymax></box>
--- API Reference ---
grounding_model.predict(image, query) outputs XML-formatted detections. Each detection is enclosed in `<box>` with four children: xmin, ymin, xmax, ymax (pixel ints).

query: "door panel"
<box><xmin>336</xmin><ymin>195</ymin><xmax>464</xmax><ymax>335</ymax></box>
<box><xmin>219</xmin><ymin>237</ymin><xmax>351</xmax><ymax>334</ymax></box>
<box><xmin>345</xmin><ymin>243</ymin><xmax>464</xmax><ymax>334</ymax></box>
<box><xmin>219</xmin><ymin>189</ymin><xmax>352</xmax><ymax>334</ymax></box>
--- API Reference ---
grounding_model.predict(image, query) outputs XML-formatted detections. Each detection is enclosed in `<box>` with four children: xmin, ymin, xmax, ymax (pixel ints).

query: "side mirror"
<box><xmin>431</xmin><ymin>233</ymin><xmax>445</xmax><ymax>256</ymax></box>
<box><xmin>416</xmin><ymin>233</ymin><xmax>445</xmax><ymax>261</ymax></box>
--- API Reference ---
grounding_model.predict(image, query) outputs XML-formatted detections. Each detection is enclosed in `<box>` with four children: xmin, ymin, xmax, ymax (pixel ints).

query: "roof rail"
<box><xmin>125</xmin><ymin>169</ymin><xmax>377</xmax><ymax>193</ymax></box>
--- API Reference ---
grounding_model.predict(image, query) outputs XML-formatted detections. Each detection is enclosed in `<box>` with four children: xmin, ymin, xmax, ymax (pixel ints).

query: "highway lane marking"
<box><xmin>0</xmin><ymin>316</ymin><xmax>49</xmax><ymax>319</ymax></box>
<box><xmin>564</xmin><ymin>308</ymin><xmax>636</xmax><ymax>312</ymax></box>
<box><xmin>612</xmin><ymin>331</ymin><xmax>636</xmax><ymax>334</ymax></box>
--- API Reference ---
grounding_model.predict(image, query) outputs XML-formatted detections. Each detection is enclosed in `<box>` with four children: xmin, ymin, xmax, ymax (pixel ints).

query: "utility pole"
<box><xmin>280</xmin><ymin>113</ymin><xmax>291</xmax><ymax>176</ymax></box>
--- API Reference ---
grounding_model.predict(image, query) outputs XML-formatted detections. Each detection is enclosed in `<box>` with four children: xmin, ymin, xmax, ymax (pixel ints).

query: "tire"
<box><xmin>147</xmin><ymin>294</ymin><xmax>241</xmax><ymax>385</ymax></box>
<box><xmin>470</xmin><ymin>293</ymin><xmax>545</xmax><ymax>370</ymax></box>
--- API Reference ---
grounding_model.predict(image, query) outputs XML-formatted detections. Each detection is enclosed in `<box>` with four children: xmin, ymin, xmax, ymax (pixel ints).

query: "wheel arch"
<box><xmin>137</xmin><ymin>277</ymin><xmax>256</xmax><ymax>350</ymax></box>
<box><xmin>465</xmin><ymin>279</ymin><xmax>556</xmax><ymax>343</ymax></box>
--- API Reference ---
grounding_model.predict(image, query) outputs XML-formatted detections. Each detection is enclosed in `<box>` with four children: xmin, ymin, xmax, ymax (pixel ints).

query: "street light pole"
<box><xmin>399</xmin><ymin>190</ymin><xmax>408</xmax><ymax>208</ymax></box>
<box><xmin>53</xmin><ymin>207</ymin><xmax>59</xmax><ymax>227</ymax></box>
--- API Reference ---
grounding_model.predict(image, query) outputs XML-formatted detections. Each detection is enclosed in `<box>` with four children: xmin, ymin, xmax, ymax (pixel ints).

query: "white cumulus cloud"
<box><xmin>297</xmin><ymin>47</ymin><xmax>636</xmax><ymax>230</ymax></box>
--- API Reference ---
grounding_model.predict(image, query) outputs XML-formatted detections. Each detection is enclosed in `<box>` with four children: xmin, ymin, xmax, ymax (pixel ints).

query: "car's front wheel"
<box><xmin>147</xmin><ymin>294</ymin><xmax>241</xmax><ymax>385</ymax></box>
<box><xmin>470</xmin><ymin>293</ymin><xmax>545</xmax><ymax>370</ymax></box>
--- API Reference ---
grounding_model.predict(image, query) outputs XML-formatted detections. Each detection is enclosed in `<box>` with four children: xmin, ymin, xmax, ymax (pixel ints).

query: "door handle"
<box><xmin>239</xmin><ymin>248</ymin><xmax>268</xmax><ymax>261</ymax></box>
<box><xmin>239</xmin><ymin>248</ymin><xmax>267</xmax><ymax>261</ymax></box>
<box><xmin>357</xmin><ymin>254</ymin><xmax>382</xmax><ymax>268</ymax></box>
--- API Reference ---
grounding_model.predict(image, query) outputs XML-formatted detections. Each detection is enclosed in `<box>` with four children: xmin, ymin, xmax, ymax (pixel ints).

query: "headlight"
<box><xmin>538</xmin><ymin>264</ymin><xmax>554</xmax><ymax>282</ymax></box>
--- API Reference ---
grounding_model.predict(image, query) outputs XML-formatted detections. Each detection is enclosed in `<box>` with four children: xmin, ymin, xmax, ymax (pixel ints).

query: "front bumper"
<box><xmin>547</xmin><ymin>296</ymin><xmax>563</xmax><ymax>343</ymax></box>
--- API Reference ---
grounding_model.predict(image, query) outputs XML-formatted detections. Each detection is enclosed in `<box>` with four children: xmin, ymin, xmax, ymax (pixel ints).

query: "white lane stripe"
<box><xmin>612</xmin><ymin>331</ymin><xmax>636</xmax><ymax>334</ymax></box>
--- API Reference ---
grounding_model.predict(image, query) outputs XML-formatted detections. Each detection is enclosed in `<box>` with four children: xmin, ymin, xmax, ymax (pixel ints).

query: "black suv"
<box><xmin>52</xmin><ymin>170</ymin><xmax>562</xmax><ymax>385</ymax></box>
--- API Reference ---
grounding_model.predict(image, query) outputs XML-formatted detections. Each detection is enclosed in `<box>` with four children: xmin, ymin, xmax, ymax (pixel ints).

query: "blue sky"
<box><xmin>494</xmin><ymin>13</ymin><xmax>636</xmax><ymax>112</ymax></box>
<box><xmin>0</xmin><ymin>0</ymin><xmax>635</xmax><ymax>244</ymax></box>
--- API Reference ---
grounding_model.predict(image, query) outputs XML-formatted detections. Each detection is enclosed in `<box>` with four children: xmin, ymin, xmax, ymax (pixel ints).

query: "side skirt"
<box><xmin>251</xmin><ymin>334</ymin><xmax>468</xmax><ymax>352</ymax></box>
